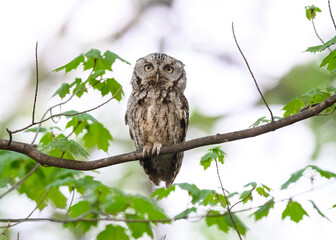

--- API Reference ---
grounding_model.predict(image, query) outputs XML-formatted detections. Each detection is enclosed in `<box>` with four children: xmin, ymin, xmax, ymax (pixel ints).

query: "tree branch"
<box><xmin>232</xmin><ymin>22</ymin><xmax>274</xmax><ymax>122</ymax></box>
<box><xmin>0</xmin><ymin>94</ymin><xmax>335</xmax><ymax>170</ymax></box>
<box><xmin>32</xmin><ymin>42</ymin><xmax>39</xmax><ymax>124</ymax></box>
<box><xmin>328</xmin><ymin>0</ymin><xmax>336</xmax><ymax>31</ymax></box>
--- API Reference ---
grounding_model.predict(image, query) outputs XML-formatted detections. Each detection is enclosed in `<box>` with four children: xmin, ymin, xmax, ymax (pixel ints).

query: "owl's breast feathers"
<box><xmin>125</xmin><ymin>87</ymin><xmax>189</xmax><ymax>188</ymax></box>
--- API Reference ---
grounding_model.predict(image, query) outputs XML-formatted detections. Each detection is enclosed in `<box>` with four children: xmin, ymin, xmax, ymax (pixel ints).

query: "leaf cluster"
<box><xmin>0</xmin><ymin>150</ymin><xmax>168</xmax><ymax>239</ymax></box>
<box><xmin>53</xmin><ymin>49</ymin><xmax>129</xmax><ymax>100</ymax></box>
<box><xmin>200</xmin><ymin>146</ymin><xmax>226</xmax><ymax>170</ymax></box>
<box><xmin>305</xmin><ymin>34</ymin><xmax>336</xmax><ymax>73</ymax></box>
<box><xmin>305</xmin><ymin>5</ymin><xmax>322</xmax><ymax>20</ymax></box>
<box><xmin>282</xmin><ymin>86</ymin><xmax>336</xmax><ymax>117</ymax></box>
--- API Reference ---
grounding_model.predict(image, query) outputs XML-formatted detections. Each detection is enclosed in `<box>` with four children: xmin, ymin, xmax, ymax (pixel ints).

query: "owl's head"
<box><xmin>132</xmin><ymin>53</ymin><xmax>186</xmax><ymax>92</ymax></box>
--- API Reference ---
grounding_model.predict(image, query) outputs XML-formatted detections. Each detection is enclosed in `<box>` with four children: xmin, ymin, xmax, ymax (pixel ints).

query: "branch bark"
<box><xmin>1</xmin><ymin>94</ymin><xmax>336</xmax><ymax>171</ymax></box>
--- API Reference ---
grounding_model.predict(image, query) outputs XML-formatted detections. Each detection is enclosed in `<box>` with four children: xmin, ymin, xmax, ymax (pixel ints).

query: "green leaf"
<box><xmin>126</xmin><ymin>215</ymin><xmax>153</xmax><ymax>238</ymax></box>
<box><xmin>244</xmin><ymin>182</ymin><xmax>257</xmax><ymax>189</ymax></box>
<box><xmin>52</xmin><ymin>83</ymin><xmax>71</xmax><ymax>98</ymax></box>
<box><xmin>97</xmin><ymin>225</ymin><xmax>129</xmax><ymax>240</ymax></box>
<box><xmin>85</xmin><ymin>49</ymin><xmax>102</xmax><ymax>59</ymax></box>
<box><xmin>240</xmin><ymin>190</ymin><xmax>253</xmax><ymax>203</ymax></box>
<box><xmin>306</xmin><ymin>36</ymin><xmax>336</xmax><ymax>53</ymax></box>
<box><xmin>39</xmin><ymin>132</ymin><xmax>55</xmax><ymax>147</ymax></box>
<box><xmin>25</xmin><ymin>127</ymin><xmax>47</xmax><ymax>133</ymax></box>
<box><xmin>78</xmin><ymin>176</ymin><xmax>105</xmax><ymax>195</ymax></box>
<box><xmin>46</xmin><ymin>137</ymin><xmax>89</xmax><ymax>158</ymax></box>
<box><xmin>0</xmin><ymin>151</ymin><xmax>33</xmax><ymax>188</ymax></box>
<box><xmin>309</xmin><ymin>165</ymin><xmax>336</xmax><ymax>179</ymax></box>
<box><xmin>250</xmin><ymin>116</ymin><xmax>269</xmax><ymax>128</ymax></box>
<box><xmin>301</xmin><ymin>88</ymin><xmax>331</xmax><ymax>104</ymax></box>
<box><xmin>206</xmin><ymin>211</ymin><xmax>247</xmax><ymax>236</ymax></box>
<box><xmin>83</xmin><ymin>122</ymin><xmax>112</xmax><ymax>152</ymax></box>
<box><xmin>256</xmin><ymin>186</ymin><xmax>269</xmax><ymax>197</ymax></box>
<box><xmin>250</xmin><ymin>116</ymin><xmax>282</xmax><ymax>127</ymax></box>
<box><xmin>104</xmin><ymin>191</ymin><xmax>129</xmax><ymax>215</ymax></box>
<box><xmin>305</xmin><ymin>5</ymin><xmax>322</xmax><ymax>20</ymax></box>
<box><xmin>309</xmin><ymin>200</ymin><xmax>330</xmax><ymax>221</ymax></box>
<box><xmin>151</xmin><ymin>185</ymin><xmax>176</xmax><ymax>200</ymax></box>
<box><xmin>54</xmin><ymin>55</ymin><xmax>85</xmax><ymax>73</ymax></box>
<box><xmin>206</xmin><ymin>211</ymin><xmax>229</xmax><ymax>233</ymax></box>
<box><xmin>83</xmin><ymin>49</ymin><xmax>103</xmax><ymax>71</ymax></box>
<box><xmin>63</xmin><ymin>111</ymin><xmax>98</xmax><ymax>123</ymax></box>
<box><xmin>104</xmin><ymin>50</ymin><xmax>130</xmax><ymax>67</ymax></box>
<box><xmin>177</xmin><ymin>183</ymin><xmax>217</xmax><ymax>206</ymax></box>
<box><xmin>320</xmin><ymin>49</ymin><xmax>336</xmax><ymax>72</ymax></box>
<box><xmin>48</xmin><ymin>187</ymin><xmax>67</xmax><ymax>209</ymax></box>
<box><xmin>282</xmin><ymin>98</ymin><xmax>305</xmax><ymax>117</ymax></box>
<box><xmin>282</xmin><ymin>200</ymin><xmax>308</xmax><ymax>223</ymax></box>
<box><xmin>65</xmin><ymin>201</ymin><xmax>98</xmax><ymax>234</ymax></box>
<box><xmin>281</xmin><ymin>168</ymin><xmax>305</xmax><ymax>190</ymax></box>
<box><xmin>174</xmin><ymin>207</ymin><xmax>197</xmax><ymax>219</ymax></box>
<box><xmin>200</xmin><ymin>152</ymin><xmax>217</xmax><ymax>170</ymax></box>
<box><xmin>65</xmin><ymin>117</ymin><xmax>88</xmax><ymax>136</ymax></box>
<box><xmin>92</xmin><ymin>78</ymin><xmax>124</xmax><ymax>100</ymax></box>
<box><xmin>72</xmin><ymin>79</ymin><xmax>87</xmax><ymax>97</ymax></box>
<box><xmin>106</xmin><ymin>78</ymin><xmax>124</xmax><ymax>100</ymax></box>
<box><xmin>131</xmin><ymin>195</ymin><xmax>168</xmax><ymax>221</ymax></box>
<box><xmin>200</xmin><ymin>146</ymin><xmax>226</xmax><ymax>170</ymax></box>
<box><xmin>252</xmin><ymin>198</ymin><xmax>274</xmax><ymax>221</ymax></box>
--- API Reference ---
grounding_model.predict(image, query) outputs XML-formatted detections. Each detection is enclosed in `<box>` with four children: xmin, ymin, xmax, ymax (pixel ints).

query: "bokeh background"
<box><xmin>0</xmin><ymin>0</ymin><xmax>336</xmax><ymax>239</ymax></box>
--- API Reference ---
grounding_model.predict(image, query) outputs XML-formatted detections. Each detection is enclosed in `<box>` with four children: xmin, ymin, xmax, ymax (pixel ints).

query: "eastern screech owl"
<box><xmin>125</xmin><ymin>53</ymin><xmax>189</xmax><ymax>188</ymax></box>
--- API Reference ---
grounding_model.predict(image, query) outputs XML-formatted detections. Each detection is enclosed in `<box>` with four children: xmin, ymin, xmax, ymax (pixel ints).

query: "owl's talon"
<box><xmin>142</xmin><ymin>143</ymin><xmax>152</xmax><ymax>157</ymax></box>
<box><xmin>152</xmin><ymin>142</ymin><xmax>162</xmax><ymax>156</ymax></box>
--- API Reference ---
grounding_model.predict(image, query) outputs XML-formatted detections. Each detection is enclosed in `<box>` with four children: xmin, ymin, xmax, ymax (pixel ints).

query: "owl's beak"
<box><xmin>156</xmin><ymin>72</ymin><xmax>160</xmax><ymax>82</ymax></box>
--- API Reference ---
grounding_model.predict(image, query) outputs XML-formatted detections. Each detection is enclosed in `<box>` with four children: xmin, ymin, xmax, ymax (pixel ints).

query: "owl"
<box><xmin>125</xmin><ymin>53</ymin><xmax>189</xmax><ymax>188</ymax></box>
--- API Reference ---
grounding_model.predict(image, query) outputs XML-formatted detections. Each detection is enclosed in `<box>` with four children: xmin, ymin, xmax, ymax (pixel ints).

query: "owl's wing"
<box><xmin>179</xmin><ymin>95</ymin><xmax>189</xmax><ymax>142</ymax></box>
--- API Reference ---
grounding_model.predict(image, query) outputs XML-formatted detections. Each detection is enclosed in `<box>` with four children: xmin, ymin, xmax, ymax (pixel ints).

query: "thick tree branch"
<box><xmin>0</xmin><ymin>94</ymin><xmax>336</xmax><ymax>170</ymax></box>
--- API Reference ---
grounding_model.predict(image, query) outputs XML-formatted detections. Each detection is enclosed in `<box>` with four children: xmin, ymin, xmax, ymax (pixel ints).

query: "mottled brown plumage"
<box><xmin>125</xmin><ymin>53</ymin><xmax>189</xmax><ymax>188</ymax></box>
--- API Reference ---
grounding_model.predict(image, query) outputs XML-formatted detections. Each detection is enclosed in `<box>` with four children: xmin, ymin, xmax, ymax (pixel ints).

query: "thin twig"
<box><xmin>32</xmin><ymin>42</ymin><xmax>39</xmax><ymax>124</ymax></box>
<box><xmin>232</xmin><ymin>22</ymin><xmax>274</xmax><ymax>122</ymax></box>
<box><xmin>230</xmin><ymin>187</ymin><xmax>255</xmax><ymax>211</ymax></box>
<box><xmin>311</xmin><ymin>19</ymin><xmax>326</xmax><ymax>44</ymax></box>
<box><xmin>329</xmin><ymin>0</ymin><xmax>336</xmax><ymax>31</ymax></box>
<box><xmin>66</xmin><ymin>189</ymin><xmax>76</xmax><ymax>216</ymax></box>
<box><xmin>214</xmin><ymin>159</ymin><xmax>242</xmax><ymax>240</ymax></box>
<box><xmin>10</xmin><ymin>188</ymin><xmax>50</xmax><ymax>228</ymax></box>
<box><xmin>0</xmin><ymin>221</ymin><xmax>10</xmax><ymax>236</ymax></box>
<box><xmin>311</xmin><ymin>18</ymin><xmax>332</xmax><ymax>52</ymax></box>
<box><xmin>6</xmin><ymin>128</ymin><xmax>12</xmax><ymax>146</ymax></box>
<box><xmin>27</xmin><ymin>87</ymin><xmax>122</xmax><ymax>145</ymax></box>
<box><xmin>0</xmin><ymin>164</ymin><xmax>40</xmax><ymax>200</ymax></box>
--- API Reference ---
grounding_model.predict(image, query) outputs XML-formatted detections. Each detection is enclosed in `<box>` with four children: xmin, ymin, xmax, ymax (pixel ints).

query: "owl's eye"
<box><xmin>144</xmin><ymin>64</ymin><xmax>154</xmax><ymax>72</ymax></box>
<box><xmin>164</xmin><ymin>65</ymin><xmax>174</xmax><ymax>73</ymax></box>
